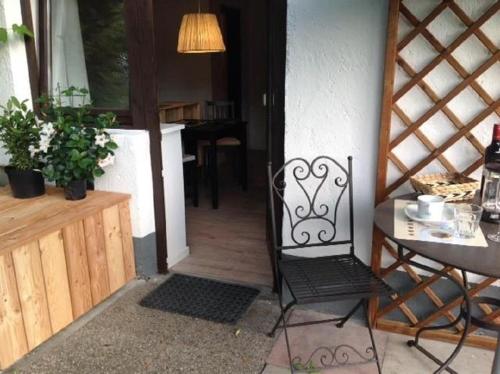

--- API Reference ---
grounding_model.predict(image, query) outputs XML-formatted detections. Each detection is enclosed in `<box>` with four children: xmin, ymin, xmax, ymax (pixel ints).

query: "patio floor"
<box><xmin>3</xmin><ymin>275</ymin><xmax>493</xmax><ymax>374</ymax></box>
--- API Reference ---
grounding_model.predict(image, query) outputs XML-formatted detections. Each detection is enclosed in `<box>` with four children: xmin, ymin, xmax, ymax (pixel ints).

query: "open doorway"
<box><xmin>153</xmin><ymin>0</ymin><xmax>273</xmax><ymax>286</ymax></box>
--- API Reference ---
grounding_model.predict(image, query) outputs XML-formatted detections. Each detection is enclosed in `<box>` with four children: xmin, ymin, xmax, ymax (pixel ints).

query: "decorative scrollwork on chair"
<box><xmin>292</xmin><ymin>344</ymin><xmax>376</xmax><ymax>371</ymax></box>
<box><xmin>271</xmin><ymin>156</ymin><xmax>349</xmax><ymax>247</ymax></box>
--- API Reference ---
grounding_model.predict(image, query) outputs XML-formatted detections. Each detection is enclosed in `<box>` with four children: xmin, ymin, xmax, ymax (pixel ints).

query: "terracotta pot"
<box><xmin>4</xmin><ymin>166</ymin><xmax>45</xmax><ymax>199</ymax></box>
<box><xmin>64</xmin><ymin>179</ymin><xmax>87</xmax><ymax>200</ymax></box>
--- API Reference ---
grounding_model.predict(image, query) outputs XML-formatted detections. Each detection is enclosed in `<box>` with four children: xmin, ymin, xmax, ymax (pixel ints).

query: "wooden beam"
<box><xmin>124</xmin><ymin>0</ymin><xmax>168</xmax><ymax>273</ymax></box>
<box><xmin>390</xmin><ymin>51</ymin><xmax>500</xmax><ymax>150</ymax></box>
<box><xmin>374</xmin><ymin>0</ymin><xmax>400</xmax><ymax>205</ymax></box>
<box><xmin>385</xmin><ymin>99</ymin><xmax>500</xmax><ymax>197</ymax></box>
<box><xmin>38</xmin><ymin>0</ymin><xmax>49</xmax><ymax>96</ymax></box>
<box><xmin>393</xmin><ymin>1</ymin><xmax>500</xmax><ymax>102</ymax></box>
<box><xmin>20</xmin><ymin>0</ymin><xmax>39</xmax><ymax>109</ymax></box>
<box><xmin>370</xmin><ymin>0</ymin><xmax>400</xmax><ymax>321</ymax></box>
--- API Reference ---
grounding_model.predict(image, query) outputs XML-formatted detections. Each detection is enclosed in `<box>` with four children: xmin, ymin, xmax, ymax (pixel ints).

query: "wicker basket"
<box><xmin>410</xmin><ymin>173</ymin><xmax>479</xmax><ymax>202</ymax></box>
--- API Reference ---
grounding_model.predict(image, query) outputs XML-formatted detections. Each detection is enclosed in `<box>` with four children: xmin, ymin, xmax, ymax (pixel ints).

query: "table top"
<box><xmin>0</xmin><ymin>187</ymin><xmax>130</xmax><ymax>255</ymax></box>
<box><xmin>158</xmin><ymin>101</ymin><xmax>199</xmax><ymax>110</ymax></box>
<box><xmin>374</xmin><ymin>195</ymin><xmax>500</xmax><ymax>278</ymax></box>
<box><xmin>180</xmin><ymin>119</ymin><xmax>246</xmax><ymax>131</ymax></box>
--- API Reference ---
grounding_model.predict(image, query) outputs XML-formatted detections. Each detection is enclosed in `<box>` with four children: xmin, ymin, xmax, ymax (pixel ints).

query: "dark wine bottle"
<box><xmin>480</xmin><ymin>124</ymin><xmax>500</xmax><ymax>222</ymax></box>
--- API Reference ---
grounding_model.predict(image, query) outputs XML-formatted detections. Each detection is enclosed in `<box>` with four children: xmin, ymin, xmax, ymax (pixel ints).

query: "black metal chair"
<box><xmin>206</xmin><ymin>100</ymin><xmax>236</xmax><ymax>121</ymax></box>
<box><xmin>200</xmin><ymin>100</ymin><xmax>242</xmax><ymax>183</ymax></box>
<box><xmin>267</xmin><ymin>156</ymin><xmax>393</xmax><ymax>373</ymax></box>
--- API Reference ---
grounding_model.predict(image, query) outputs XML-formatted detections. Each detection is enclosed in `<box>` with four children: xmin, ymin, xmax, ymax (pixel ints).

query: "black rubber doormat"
<box><xmin>139</xmin><ymin>274</ymin><xmax>260</xmax><ymax>324</ymax></box>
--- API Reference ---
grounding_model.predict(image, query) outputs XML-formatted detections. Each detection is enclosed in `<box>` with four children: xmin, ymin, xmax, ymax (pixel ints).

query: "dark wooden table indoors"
<box><xmin>182</xmin><ymin>119</ymin><xmax>247</xmax><ymax>209</ymax></box>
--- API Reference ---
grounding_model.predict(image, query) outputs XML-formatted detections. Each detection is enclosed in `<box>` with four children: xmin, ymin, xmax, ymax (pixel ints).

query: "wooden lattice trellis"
<box><xmin>371</xmin><ymin>0</ymin><xmax>500</xmax><ymax>349</ymax></box>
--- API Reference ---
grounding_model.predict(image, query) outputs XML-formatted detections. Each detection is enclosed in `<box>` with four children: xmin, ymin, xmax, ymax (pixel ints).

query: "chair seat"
<box><xmin>279</xmin><ymin>254</ymin><xmax>393</xmax><ymax>304</ymax></box>
<box><xmin>197</xmin><ymin>138</ymin><xmax>241</xmax><ymax>166</ymax></box>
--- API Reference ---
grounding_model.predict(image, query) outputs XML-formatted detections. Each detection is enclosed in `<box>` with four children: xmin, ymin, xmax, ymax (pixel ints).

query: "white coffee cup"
<box><xmin>417</xmin><ymin>195</ymin><xmax>445</xmax><ymax>220</ymax></box>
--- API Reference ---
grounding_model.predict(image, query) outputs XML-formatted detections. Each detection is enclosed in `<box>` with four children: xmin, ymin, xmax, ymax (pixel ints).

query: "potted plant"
<box><xmin>40</xmin><ymin>87</ymin><xmax>118</xmax><ymax>200</ymax></box>
<box><xmin>0</xmin><ymin>97</ymin><xmax>51</xmax><ymax>198</ymax></box>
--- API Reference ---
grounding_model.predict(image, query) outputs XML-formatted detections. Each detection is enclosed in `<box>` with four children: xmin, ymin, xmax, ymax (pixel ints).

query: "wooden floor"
<box><xmin>172</xmin><ymin>159</ymin><xmax>273</xmax><ymax>287</ymax></box>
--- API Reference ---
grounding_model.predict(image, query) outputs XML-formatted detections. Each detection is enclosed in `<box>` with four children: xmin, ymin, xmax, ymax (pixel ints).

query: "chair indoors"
<box><xmin>267</xmin><ymin>155</ymin><xmax>394</xmax><ymax>373</ymax></box>
<box><xmin>182</xmin><ymin>141</ymin><xmax>198</xmax><ymax>207</ymax></box>
<box><xmin>198</xmin><ymin>101</ymin><xmax>242</xmax><ymax>174</ymax></box>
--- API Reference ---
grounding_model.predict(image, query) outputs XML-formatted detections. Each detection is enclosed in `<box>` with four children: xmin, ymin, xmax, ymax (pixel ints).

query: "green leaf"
<box><xmin>0</xmin><ymin>27</ymin><xmax>7</xmax><ymax>43</ymax></box>
<box><xmin>12</xmin><ymin>24</ymin><xmax>34</xmax><ymax>38</ymax></box>
<box><xmin>70</xmin><ymin>149</ymin><xmax>80</xmax><ymax>161</ymax></box>
<box><xmin>94</xmin><ymin>168</ymin><xmax>104</xmax><ymax>177</ymax></box>
<box><xmin>106</xmin><ymin>141</ymin><xmax>118</xmax><ymax>150</ymax></box>
<box><xmin>10</xmin><ymin>96</ymin><xmax>21</xmax><ymax>108</ymax></box>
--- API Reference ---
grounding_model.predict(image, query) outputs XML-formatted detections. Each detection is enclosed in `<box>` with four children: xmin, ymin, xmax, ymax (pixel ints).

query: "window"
<box><xmin>50</xmin><ymin>0</ymin><xmax>129</xmax><ymax>109</ymax></box>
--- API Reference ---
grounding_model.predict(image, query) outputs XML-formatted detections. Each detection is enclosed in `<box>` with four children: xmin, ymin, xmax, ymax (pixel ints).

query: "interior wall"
<box><xmin>284</xmin><ymin>0</ymin><xmax>389</xmax><ymax>263</ymax></box>
<box><xmin>154</xmin><ymin>0</ymin><xmax>267</xmax><ymax>151</ymax></box>
<box><xmin>154</xmin><ymin>0</ymin><xmax>213</xmax><ymax>104</ymax></box>
<box><xmin>211</xmin><ymin>0</ymin><xmax>268</xmax><ymax>151</ymax></box>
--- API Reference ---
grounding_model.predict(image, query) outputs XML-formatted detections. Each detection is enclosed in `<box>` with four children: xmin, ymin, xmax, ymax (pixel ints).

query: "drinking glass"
<box><xmin>454</xmin><ymin>204</ymin><xmax>483</xmax><ymax>239</ymax></box>
<box><xmin>482</xmin><ymin>172</ymin><xmax>500</xmax><ymax>219</ymax></box>
<box><xmin>487</xmin><ymin>182</ymin><xmax>500</xmax><ymax>242</ymax></box>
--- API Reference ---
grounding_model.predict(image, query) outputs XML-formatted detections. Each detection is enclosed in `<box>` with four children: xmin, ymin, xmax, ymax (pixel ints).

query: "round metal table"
<box><xmin>374</xmin><ymin>197</ymin><xmax>500</xmax><ymax>374</ymax></box>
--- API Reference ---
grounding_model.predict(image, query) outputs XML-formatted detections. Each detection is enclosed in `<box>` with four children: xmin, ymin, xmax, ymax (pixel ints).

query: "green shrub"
<box><xmin>40</xmin><ymin>87</ymin><xmax>118</xmax><ymax>187</ymax></box>
<box><xmin>0</xmin><ymin>97</ymin><xmax>45</xmax><ymax>170</ymax></box>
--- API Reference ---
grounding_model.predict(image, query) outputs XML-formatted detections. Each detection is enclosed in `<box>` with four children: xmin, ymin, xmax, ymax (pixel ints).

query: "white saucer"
<box><xmin>404</xmin><ymin>203</ymin><xmax>454</xmax><ymax>226</ymax></box>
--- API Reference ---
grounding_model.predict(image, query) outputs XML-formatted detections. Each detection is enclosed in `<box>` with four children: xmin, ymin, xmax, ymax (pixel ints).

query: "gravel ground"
<box><xmin>4</xmin><ymin>275</ymin><xmax>494</xmax><ymax>374</ymax></box>
<box><xmin>6</xmin><ymin>276</ymin><xmax>279</xmax><ymax>374</ymax></box>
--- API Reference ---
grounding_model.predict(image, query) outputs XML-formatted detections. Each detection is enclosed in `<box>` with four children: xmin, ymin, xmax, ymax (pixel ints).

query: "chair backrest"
<box><xmin>205</xmin><ymin>101</ymin><xmax>235</xmax><ymax>120</ymax></box>
<box><xmin>268</xmin><ymin>156</ymin><xmax>354</xmax><ymax>254</ymax></box>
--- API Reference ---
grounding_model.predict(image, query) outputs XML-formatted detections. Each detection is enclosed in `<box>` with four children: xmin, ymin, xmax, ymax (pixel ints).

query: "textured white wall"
<box><xmin>160</xmin><ymin>124</ymin><xmax>189</xmax><ymax>268</ymax></box>
<box><xmin>0</xmin><ymin>0</ymin><xmax>31</xmax><ymax>104</ymax></box>
<box><xmin>0</xmin><ymin>0</ymin><xmax>33</xmax><ymax>184</ymax></box>
<box><xmin>284</xmin><ymin>0</ymin><xmax>389</xmax><ymax>262</ymax></box>
<box><xmin>95</xmin><ymin>129</ymin><xmax>156</xmax><ymax>239</ymax></box>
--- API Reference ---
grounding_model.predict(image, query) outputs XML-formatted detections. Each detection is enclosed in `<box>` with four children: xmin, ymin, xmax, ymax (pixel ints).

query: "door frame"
<box><xmin>266</xmin><ymin>0</ymin><xmax>286</xmax><ymax>290</ymax></box>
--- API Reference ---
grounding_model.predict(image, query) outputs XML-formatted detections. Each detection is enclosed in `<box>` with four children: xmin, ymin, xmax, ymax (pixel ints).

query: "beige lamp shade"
<box><xmin>177</xmin><ymin>13</ymin><xmax>226</xmax><ymax>53</ymax></box>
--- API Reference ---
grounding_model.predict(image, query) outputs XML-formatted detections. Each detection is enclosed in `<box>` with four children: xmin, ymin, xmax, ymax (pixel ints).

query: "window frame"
<box><xmin>35</xmin><ymin>0</ymin><xmax>136</xmax><ymax>129</ymax></box>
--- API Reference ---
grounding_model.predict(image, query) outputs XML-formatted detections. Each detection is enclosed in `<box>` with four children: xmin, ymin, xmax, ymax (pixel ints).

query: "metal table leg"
<box><xmin>398</xmin><ymin>245</ymin><xmax>471</xmax><ymax>374</ymax></box>
<box><xmin>493</xmin><ymin>333</ymin><xmax>500</xmax><ymax>374</ymax></box>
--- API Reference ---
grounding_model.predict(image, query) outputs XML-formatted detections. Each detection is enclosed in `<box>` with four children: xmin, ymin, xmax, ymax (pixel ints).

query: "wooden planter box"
<box><xmin>0</xmin><ymin>188</ymin><xmax>136</xmax><ymax>369</ymax></box>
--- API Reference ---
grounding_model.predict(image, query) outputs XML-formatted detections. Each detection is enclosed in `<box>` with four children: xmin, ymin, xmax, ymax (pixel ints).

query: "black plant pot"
<box><xmin>64</xmin><ymin>179</ymin><xmax>87</xmax><ymax>200</ymax></box>
<box><xmin>4</xmin><ymin>166</ymin><xmax>45</xmax><ymax>199</ymax></box>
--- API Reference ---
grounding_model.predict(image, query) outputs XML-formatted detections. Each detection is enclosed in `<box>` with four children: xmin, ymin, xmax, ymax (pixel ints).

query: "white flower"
<box><xmin>38</xmin><ymin>137</ymin><xmax>51</xmax><ymax>153</ymax></box>
<box><xmin>41</xmin><ymin>122</ymin><xmax>55</xmax><ymax>138</ymax></box>
<box><xmin>95</xmin><ymin>134</ymin><xmax>108</xmax><ymax>147</ymax></box>
<box><xmin>98</xmin><ymin>153</ymin><xmax>115</xmax><ymax>168</ymax></box>
<box><xmin>28</xmin><ymin>145</ymin><xmax>39</xmax><ymax>158</ymax></box>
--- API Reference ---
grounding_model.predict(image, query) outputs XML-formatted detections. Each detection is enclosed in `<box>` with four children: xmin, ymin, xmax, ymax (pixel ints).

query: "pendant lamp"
<box><xmin>177</xmin><ymin>2</ymin><xmax>226</xmax><ymax>54</ymax></box>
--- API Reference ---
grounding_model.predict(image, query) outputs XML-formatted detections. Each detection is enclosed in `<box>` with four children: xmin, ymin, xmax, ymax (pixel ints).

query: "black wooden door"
<box><xmin>266</xmin><ymin>0</ymin><xmax>287</xmax><ymax>290</ymax></box>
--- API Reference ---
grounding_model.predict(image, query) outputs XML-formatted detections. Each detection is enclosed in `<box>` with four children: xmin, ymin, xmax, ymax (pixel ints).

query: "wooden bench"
<box><xmin>0</xmin><ymin>187</ymin><xmax>135</xmax><ymax>369</ymax></box>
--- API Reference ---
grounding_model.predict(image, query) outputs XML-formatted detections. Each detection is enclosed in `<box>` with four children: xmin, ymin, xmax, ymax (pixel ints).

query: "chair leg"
<box><xmin>278</xmin><ymin>294</ymin><xmax>294</xmax><ymax>373</ymax></box>
<box><xmin>268</xmin><ymin>300</ymin><xmax>295</xmax><ymax>337</ymax></box>
<box><xmin>336</xmin><ymin>299</ymin><xmax>364</xmax><ymax>328</ymax></box>
<box><xmin>363</xmin><ymin>299</ymin><xmax>382</xmax><ymax>374</ymax></box>
<box><xmin>191</xmin><ymin>164</ymin><xmax>199</xmax><ymax>207</ymax></box>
